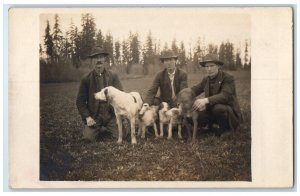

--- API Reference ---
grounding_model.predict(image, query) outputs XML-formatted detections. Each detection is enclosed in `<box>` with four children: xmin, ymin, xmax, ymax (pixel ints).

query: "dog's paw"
<box><xmin>131</xmin><ymin>140</ymin><xmax>137</xmax><ymax>145</ymax></box>
<box><xmin>117</xmin><ymin>139</ymin><xmax>122</xmax><ymax>144</ymax></box>
<box><xmin>167</xmin><ymin>137</ymin><xmax>172</xmax><ymax>140</ymax></box>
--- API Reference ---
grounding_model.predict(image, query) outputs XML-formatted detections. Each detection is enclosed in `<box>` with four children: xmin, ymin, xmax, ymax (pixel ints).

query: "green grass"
<box><xmin>40</xmin><ymin>70</ymin><xmax>251</xmax><ymax>181</ymax></box>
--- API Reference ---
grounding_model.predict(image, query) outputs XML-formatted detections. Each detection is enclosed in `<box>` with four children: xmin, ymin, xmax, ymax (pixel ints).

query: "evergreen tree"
<box><xmin>235</xmin><ymin>49</ymin><xmax>242</xmax><ymax>69</ymax></box>
<box><xmin>207</xmin><ymin>43</ymin><xmax>218</xmax><ymax>55</ymax></box>
<box><xmin>96</xmin><ymin>29</ymin><xmax>105</xmax><ymax>48</ymax></box>
<box><xmin>104</xmin><ymin>32</ymin><xmax>114</xmax><ymax>65</ymax></box>
<box><xmin>244</xmin><ymin>40</ymin><xmax>249</xmax><ymax>69</ymax></box>
<box><xmin>114</xmin><ymin>40</ymin><xmax>121</xmax><ymax>65</ymax></box>
<box><xmin>178</xmin><ymin>41</ymin><xmax>187</xmax><ymax>69</ymax></box>
<box><xmin>129</xmin><ymin>32</ymin><xmax>140</xmax><ymax>64</ymax></box>
<box><xmin>171</xmin><ymin>38</ymin><xmax>178</xmax><ymax>54</ymax></box>
<box><xmin>143</xmin><ymin>31</ymin><xmax>155</xmax><ymax>74</ymax></box>
<box><xmin>39</xmin><ymin>44</ymin><xmax>43</xmax><ymax>58</ymax></box>
<box><xmin>80</xmin><ymin>13</ymin><xmax>96</xmax><ymax>59</ymax></box>
<box><xmin>219</xmin><ymin>42</ymin><xmax>226</xmax><ymax>65</ymax></box>
<box><xmin>52</xmin><ymin>14</ymin><xmax>63</xmax><ymax>62</ymax></box>
<box><xmin>44</xmin><ymin>19</ymin><xmax>54</xmax><ymax>61</ymax></box>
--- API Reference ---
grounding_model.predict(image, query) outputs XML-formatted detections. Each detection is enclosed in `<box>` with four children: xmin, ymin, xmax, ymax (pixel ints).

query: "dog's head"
<box><xmin>94</xmin><ymin>87</ymin><xmax>110</xmax><ymax>103</ymax></box>
<box><xmin>177</xmin><ymin>88</ymin><xmax>196</xmax><ymax>112</ymax></box>
<box><xmin>139</xmin><ymin>103</ymin><xmax>150</xmax><ymax>119</ymax></box>
<box><xmin>158</xmin><ymin>102</ymin><xmax>169</xmax><ymax>113</ymax></box>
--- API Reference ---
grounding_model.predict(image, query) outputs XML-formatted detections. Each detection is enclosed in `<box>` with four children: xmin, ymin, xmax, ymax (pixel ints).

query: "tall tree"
<box><xmin>44</xmin><ymin>19</ymin><xmax>54</xmax><ymax>61</ymax></box>
<box><xmin>95</xmin><ymin>29</ymin><xmax>105</xmax><ymax>48</ymax></box>
<box><xmin>219</xmin><ymin>42</ymin><xmax>226</xmax><ymax>65</ymax></box>
<box><xmin>178</xmin><ymin>41</ymin><xmax>187</xmax><ymax>69</ymax></box>
<box><xmin>39</xmin><ymin>44</ymin><xmax>43</xmax><ymax>58</ymax></box>
<box><xmin>207</xmin><ymin>43</ymin><xmax>218</xmax><ymax>55</ymax></box>
<box><xmin>114</xmin><ymin>40</ymin><xmax>121</xmax><ymax>65</ymax></box>
<box><xmin>171</xmin><ymin>38</ymin><xmax>179</xmax><ymax>54</ymax></box>
<box><xmin>235</xmin><ymin>49</ymin><xmax>242</xmax><ymax>69</ymax></box>
<box><xmin>52</xmin><ymin>14</ymin><xmax>63</xmax><ymax>62</ymax></box>
<box><xmin>80</xmin><ymin>13</ymin><xmax>96</xmax><ymax>59</ymax></box>
<box><xmin>104</xmin><ymin>32</ymin><xmax>114</xmax><ymax>65</ymax></box>
<box><xmin>143</xmin><ymin>31</ymin><xmax>155</xmax><ymax>74</ymax></box>
<box><xmin>129</xmin><ymin>32</ymin><xmax>140</xmax><ymax>64</ymax></box>
<box><xmin>244</xmin><ymin>39</ymin><xmax>249</xmax><ymax>69</ymax></box>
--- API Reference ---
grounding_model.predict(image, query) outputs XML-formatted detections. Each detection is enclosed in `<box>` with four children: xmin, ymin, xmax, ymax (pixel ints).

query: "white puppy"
<box><xmin>94</xmin><ymin>86</ymin><xmax>143</xmax><ymax>144</ymax></box>
<box><xmin>138</xmin><ymin>103</ymin><xmax>159</xmax><ymax>139</ymax></box>
<box><xmin>158</xmin><ymin>102</ymin><xmax>182</xmax><ymax>140</ymax></box>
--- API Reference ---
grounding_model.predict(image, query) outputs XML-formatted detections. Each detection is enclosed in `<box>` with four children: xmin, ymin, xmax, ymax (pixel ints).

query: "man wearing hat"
<box><xmin>191</xmin><ymin>53</ymin><xmax>243</xmax><ymax>135</ymax></box>
<box><xmin>76</xmin><ymin>46</ymin><xmax>126</xmax><ymax>142</ymax></box>
<box><xmin>144</xmin><ymin>49</ymin><xmax>188</xmax><ymax>108</ymax></box>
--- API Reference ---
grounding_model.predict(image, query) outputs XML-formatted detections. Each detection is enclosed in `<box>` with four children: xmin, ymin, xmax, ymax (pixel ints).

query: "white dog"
<box><xmin>94</xmin><ymin>86</ymin><xmax>143</xmax><ymax>144</ymax></box>
<box><xmin>138</xmin><ymin>103</ymin><xmax>159</xmax><ymax>139</ymax></box>
<box><xmin>158</xmin><ymin>102</ymin><xmax>182</xmax><ymax>140</ymax></box>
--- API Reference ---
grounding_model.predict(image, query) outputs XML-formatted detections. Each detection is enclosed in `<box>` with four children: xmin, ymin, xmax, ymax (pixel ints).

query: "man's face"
<box><xmin>92</xmin><ymin>54</ymin><xmax>107</xmax><ymax>75</ymax></box>
<box><xmin>163</xmin><ymin>58</ymin><xmax>176</xmax><ymax>73</ymax></box>
<box><xmin>204</xmin><ymin>62</ymin><xmax>220</xmax><ymax>78</ymax></box>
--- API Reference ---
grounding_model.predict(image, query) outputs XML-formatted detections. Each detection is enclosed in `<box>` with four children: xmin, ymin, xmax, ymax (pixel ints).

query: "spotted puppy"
<box><xmin>158</xmin><ymin>102</ymin><xmax>182</xmax><ymax>140</ymax></box>
<box><xmin>138</xmin><ymin>103</ymin><xmax>159</xmax><ymax>139</ymax></box>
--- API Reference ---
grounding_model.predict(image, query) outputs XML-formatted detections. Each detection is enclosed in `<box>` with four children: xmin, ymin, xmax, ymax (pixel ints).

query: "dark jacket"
<box><xmin>76</xmin><ymin>69</ymin><xmax>123</xmax><ymax>124</ymax></box>
<box><xmin>145</xmin><ymin>68</ymin><xmax>188</xmax><ymax>106</ymax></box>
<box><xmin>191</xmin><ymin>70</ymin><xmax>243</xmax><ymax>124</ymax></box>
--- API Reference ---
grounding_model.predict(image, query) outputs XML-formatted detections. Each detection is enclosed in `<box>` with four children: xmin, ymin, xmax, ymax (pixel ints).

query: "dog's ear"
<box><xmin>158</xmin><ymin>103</ymin><xmax>163</xmax><ymax>110</ymax></box>
<box><xmin>104</xmin><ymin>88</ymin><xmax>110</xmax><ymax>104</ymax></box>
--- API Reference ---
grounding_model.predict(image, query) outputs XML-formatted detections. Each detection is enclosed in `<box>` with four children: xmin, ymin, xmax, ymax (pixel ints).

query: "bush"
<box><xmin>40</xmin><ymin>59</ymin><xmax>89</xmax><ymax>83</ymax></box>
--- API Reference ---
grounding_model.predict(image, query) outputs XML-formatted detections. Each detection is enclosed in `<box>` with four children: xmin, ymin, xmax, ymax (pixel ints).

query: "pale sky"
<box><xmin>40</xmin><ymin>8</ymin><xmax>251</xmax><ymax>55</ymax></box>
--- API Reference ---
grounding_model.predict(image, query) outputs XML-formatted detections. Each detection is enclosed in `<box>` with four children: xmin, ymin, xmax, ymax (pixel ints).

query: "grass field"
<box><xmin>40</xmin><ymin>70</ymin><xmax>251</xmax><ymax>181</ymax></box>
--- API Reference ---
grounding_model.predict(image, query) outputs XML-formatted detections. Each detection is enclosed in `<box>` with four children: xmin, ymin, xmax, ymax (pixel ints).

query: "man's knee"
<box><xmin>211</xmin><ymin>104</ymin><xmax>230</xmax><ymax>117</ymax></box>
<box><xmin>82</xmin><ymin>125</ymin><xmax>98</xmax><ymax>142</ymax></box>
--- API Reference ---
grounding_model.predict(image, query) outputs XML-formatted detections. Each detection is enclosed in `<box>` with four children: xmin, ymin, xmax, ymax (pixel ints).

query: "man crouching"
<box><xmin>191</xmin><ymin>53</ymin><xmax>243</xmax><ymax>136</ymax></box>
<box><xmin>76</xmin><ymin>46</ymin><xmax>128</xmax><ymax>142</ymax></box>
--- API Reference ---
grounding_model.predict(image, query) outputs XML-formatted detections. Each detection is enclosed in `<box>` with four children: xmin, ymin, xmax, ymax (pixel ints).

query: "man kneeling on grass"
<box><xmin>191</xmin><ymin>53</ymin><xmax>243</xmax><ymax>136</ymax></box>
<box><xmin>76</xmin><ymin>46</ymin><xmax>129</xmax><ymax>142</ymax></box>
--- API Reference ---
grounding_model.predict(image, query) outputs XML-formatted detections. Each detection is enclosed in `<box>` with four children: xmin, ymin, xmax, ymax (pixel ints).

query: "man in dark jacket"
<box><xmin>192</xmin><ymin>53</ymin><xmax>243</xmax><ymax>135</ymax></box>
<box><xmin>76</xmin><ymin>46</ymin><xmax>125</xmax><ymax>142</ymax></box>
<box><xmin>144</xmin><ymin>50</ymin><xmax>188</xmax><ymax>107</ymax></box>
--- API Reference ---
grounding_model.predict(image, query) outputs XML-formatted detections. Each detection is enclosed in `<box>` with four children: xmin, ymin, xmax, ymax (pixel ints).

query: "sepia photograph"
<box><xmin>39</xmin><ymin>8</ymin><xmax>251</xmax><ymax>181</ymax></box>
<box><xmin>8</xmin><ymin>6</ymin><xmax>293</xmax><ymax>189</ymax></box>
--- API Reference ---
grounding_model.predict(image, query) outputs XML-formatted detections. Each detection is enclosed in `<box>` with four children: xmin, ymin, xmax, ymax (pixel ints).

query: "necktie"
<box><xmin>169</xmin><ymin>74</ymin><xmax>175</xmax><ymax>99</ymax></box>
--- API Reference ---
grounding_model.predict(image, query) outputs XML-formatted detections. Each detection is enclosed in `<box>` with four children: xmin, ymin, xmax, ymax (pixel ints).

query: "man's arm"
<box><xmin>191</xmin><ymin>78</ymin><xmax>205</xmax><ymax>96</ymax></box>
<box><xmin>144</xmin><ymin>73</ymin><xmax>160</xmax><ymax>105</ymax></box>
<box><xmin>76</xmin><ymin>78</ymin><xmax>90</xmax><ymax>121</ymax></box>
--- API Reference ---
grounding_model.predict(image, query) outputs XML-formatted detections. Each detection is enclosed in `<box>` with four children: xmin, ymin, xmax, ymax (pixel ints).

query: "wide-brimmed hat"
<box><xmin>199</xmin><ymin>53</ymin><xmax>224</xmax><ymax>66</ymax></box>
<box><xmin>159</xmin><ymin>50</ymin><xmax>178</xmax><ymax>62</ymax></box>
<box><xmin>87</xmin><ymin>46</ymin><xmax>109</xmax><ymax>58</ymax></box>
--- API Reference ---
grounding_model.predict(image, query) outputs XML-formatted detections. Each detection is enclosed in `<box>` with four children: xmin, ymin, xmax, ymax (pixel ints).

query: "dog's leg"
<box><xmin>137</xmin><ymin>121</ymin><xmax>142</xmax><ymax>137</ymax></box>
<box><xmin>130</xmin><ymin>118</ymin><xmax>137</xmax><ymax>144</ymax></box>
<box><xmin>192</xmin><ymin>113</ymin><xmax>199</xmax><ymax>143</ymax></box>
<box><xmin>167</xmin><ymin>120</ymin><xmax>173</xmax><ymax>140</ymax></box>
<box><xmin>116</xmin><ymin>115</ymin><xmax>123</xmax><ymax>144</ymax></box>
<box><xmin>141</xmin><ymin>125</ymin><xmax>146</xmax><ymax>139</ymax></box>
<box><xmin>159</xmin><ymin>123</ymin><xmax>164</xmax><ymax>138</ymax></box>
<box><xmin>153</xmin><ymin>123</ymin><xmax>159</xmax><ymax>137</ymax></box>
<box><xmin>178</xmin><ymin>124</ymin><xmax>183</xmax><ymax>139</ymax></box>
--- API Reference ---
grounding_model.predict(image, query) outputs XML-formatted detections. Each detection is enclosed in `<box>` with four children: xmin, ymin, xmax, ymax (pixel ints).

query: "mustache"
<box><xmin>96</xmin><ymin>61</ymin><xmax>104</xmax><ymax>65</ymax></box>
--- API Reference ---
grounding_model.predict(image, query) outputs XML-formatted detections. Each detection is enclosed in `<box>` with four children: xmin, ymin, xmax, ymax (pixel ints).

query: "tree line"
<box><xmin>40</xmin><ymin>13</ymin><xmax>251</xmax><ymax>79</ymax></box>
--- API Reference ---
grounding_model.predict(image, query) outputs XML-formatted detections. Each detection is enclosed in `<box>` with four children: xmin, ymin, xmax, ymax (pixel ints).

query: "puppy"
<box><xmin>158</xmin><ymin>102</ymin><xmax>182</xmax><ymax>140</ymax></box>
<box><xmin>177</xmin><ymin>88</ymin><xmax>199</xmax><ymax>142</ymax></box>
<box><xmin>94</xmin><ymin>86</ymin><xmax>143</xmax><ymax>144</ymax></box>
<box><xmin>138</xmin><ymin>103</ymin><xmax>159</xmax><ymax>138</ymax></box>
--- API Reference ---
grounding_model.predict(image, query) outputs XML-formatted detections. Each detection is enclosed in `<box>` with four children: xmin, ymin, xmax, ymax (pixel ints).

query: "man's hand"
<box><xmin>193</xmin><ymin>98</ymin><xmax>209</xmax><ymax>111</ymax></box>
<box><xmin>86</xmin><ymin>116</ymin><xmax>96</xmax><ymax>127</ymax></box>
